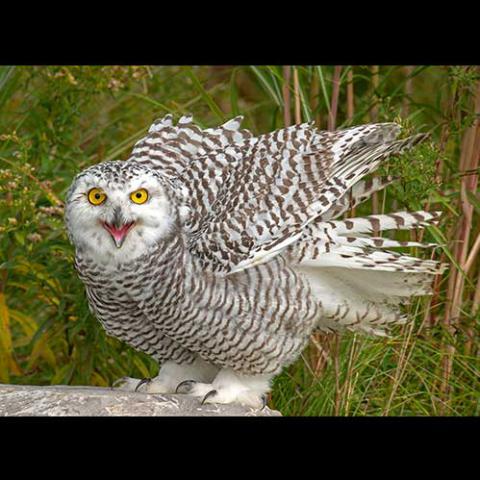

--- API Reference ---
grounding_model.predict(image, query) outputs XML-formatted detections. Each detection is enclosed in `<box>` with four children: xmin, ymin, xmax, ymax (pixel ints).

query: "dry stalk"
<box><xmin>293</xmin><ymin>67</ymin><xmax>302</xmax><ymax>124</ymax></box>
<box><xmin>333</xmin><ymin>334</ymin><xmax>341</xmax><ymax>416</ymax></box>
<box><xmin>328</xmin><ymin>66</ymin><xmax>342</xmax><ymax>131</ymax></box>
<box><xmin>346</xmin><ymin>66</ymin><xmax>354</xmax><ymax>123</ymax></box>
<box><xmin>310</xmin><ymin>69</ymin><xmax>321</xmax><ymax>128</ymax></box>
<box><xmin>463</xmin><ymin>228</ymin><xmax>480</xmax><ymax>275</ymax></box>
<box><xmin>341</xmin><ymin>334</ymin><xmax>359</xmax><ymax>415</ymax></box>
<box><xmin>310</xmin><ymin>333</ymin><xmax>331</xmax><ymax>377</ymax></box>
<box><xmin>282</xmin><ymin>66</ymin><xmax>291</xmax><ymax>127</ymax></box>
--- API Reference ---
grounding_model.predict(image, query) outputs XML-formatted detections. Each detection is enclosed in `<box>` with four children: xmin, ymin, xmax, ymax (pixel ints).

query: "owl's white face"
<box><xmin>65</xmin><ymin>161</ymin><xmax>178</xmax><ymax>266</ymax></box>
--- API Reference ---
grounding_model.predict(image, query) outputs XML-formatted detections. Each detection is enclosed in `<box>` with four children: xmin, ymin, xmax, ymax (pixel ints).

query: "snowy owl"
<box><xmin>64</xmin><ymin>115</ymin><xmax>445</xmax><ymax>408</ymax></box>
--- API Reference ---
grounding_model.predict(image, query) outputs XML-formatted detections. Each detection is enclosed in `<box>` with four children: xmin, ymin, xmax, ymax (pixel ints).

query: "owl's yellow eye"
<box><xmin>130</xmin><ymin>188</ymin><xmax>149</xmax><ymax>204</ymax></box>
<box><xmin>88</xmin><ymin>188</ymin><xmax>107</xmax><ymax>206</ymax></box>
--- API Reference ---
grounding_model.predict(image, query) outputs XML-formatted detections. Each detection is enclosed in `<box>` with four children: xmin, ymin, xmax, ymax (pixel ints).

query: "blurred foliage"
<box><xmin>0</xmin><ymin>66</ymin><xmax>479</xmax><ymax>415</ymax></box>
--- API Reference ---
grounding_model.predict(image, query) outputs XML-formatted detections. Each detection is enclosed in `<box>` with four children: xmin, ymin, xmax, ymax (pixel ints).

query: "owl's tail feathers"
<box><xmin>293</xmin><ymin>210</ymin><xmax>447</xmax><ymax>336</ymax></box>
<box><xmin>297</xmin><ymin>266</ymin><xmax>436</xmax><ymax>336</ymax></box>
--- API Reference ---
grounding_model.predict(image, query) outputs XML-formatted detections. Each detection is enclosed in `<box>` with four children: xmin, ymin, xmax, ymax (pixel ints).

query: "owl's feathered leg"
<box><xmin>176</xmin><ymin>368</ymin><xmax>272</xmax><ymax>409</ymax></box>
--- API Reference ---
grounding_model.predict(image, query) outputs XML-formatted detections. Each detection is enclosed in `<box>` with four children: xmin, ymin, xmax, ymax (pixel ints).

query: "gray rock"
<box><xmin>0</xmin><ymin>384</ymin><xmax>281</xmax><ymax>417</ymax></box>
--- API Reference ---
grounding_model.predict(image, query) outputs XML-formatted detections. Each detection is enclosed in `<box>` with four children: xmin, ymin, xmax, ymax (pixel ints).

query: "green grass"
<box><xmin>0</xmin><ymin>65</ymin><xmax>479</xmax><ymax>415</ymax></box>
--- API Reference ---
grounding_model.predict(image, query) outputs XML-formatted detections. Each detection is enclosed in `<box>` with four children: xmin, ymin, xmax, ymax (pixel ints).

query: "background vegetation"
<box><xmin>0</xmin><ymin>65</ymin><xmax>479</xmax><ymax>415</ymax></box>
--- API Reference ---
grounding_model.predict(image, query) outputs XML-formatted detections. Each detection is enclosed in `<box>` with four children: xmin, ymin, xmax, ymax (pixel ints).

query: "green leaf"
<box><xmin>314</xmin><ymin>66</ymin><xmax>332</xmax><ymax>116</ymax></box>
<box><xmin>250</xmin><ymin>66</ymin><xmax>283</xmax><ymax>107</ymax></box>
<box><xmin>427</xmin><ymin>225</ymin><xmax>474</xmax><ymax>289</ymax></box>
<box><xmin>294</xmin><ymin>67</ymin><xmax>313</xmax><ymax>122</ymax></box>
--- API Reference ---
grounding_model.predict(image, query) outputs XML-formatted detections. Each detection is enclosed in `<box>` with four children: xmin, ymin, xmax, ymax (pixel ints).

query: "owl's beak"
<box><xmin>102</xmin><ymin>208</ymin><xmax>135</xmax><ymax>248</ymax></box>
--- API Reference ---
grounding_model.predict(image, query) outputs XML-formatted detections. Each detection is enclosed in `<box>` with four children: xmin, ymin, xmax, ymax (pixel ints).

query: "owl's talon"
<box><xmin>201</xmin><ymin>389</ymin><xmax>218</xmax><ymax>405</ymax></box>
<box><xmin>111</xmin><ymin>377</ymin><xmax>128</xmax><ymax>389</ymax></box>
<box><xmin>111</xmin><ymin>376</ymin><xmax>144</xmax><ymax>391</ymax></box>
<box><xmin>175</xmin><ymin>379</ymin><xmax>197</xmax><ymax>394</ymax></box>
<box><xmin>135</xmin><ymin>377</ymin><xmax>152</xmax><ymax>392</ymax></box>
<box><xmin>260</xmin><ymin>395</ymin><xmax>267</xmax><ymax>410</ymax></box>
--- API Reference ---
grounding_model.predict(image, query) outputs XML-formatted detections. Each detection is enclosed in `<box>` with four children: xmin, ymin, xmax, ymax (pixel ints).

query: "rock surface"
<box><xmin>0</xmin><ymin>384</ymin><xmax>281</xmax><ymax>417</ymax></box>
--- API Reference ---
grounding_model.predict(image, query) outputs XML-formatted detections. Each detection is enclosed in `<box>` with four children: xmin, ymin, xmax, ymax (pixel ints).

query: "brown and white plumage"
<box><xmin>65</xmin><ymin>115</ymin><xmax>446</xmax><ymax>407</ymax></box>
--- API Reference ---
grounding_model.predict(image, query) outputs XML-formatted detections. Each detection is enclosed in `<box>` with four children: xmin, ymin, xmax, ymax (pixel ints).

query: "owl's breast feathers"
<box><xmin>75</xmin><ymin>235</ymin><xmax>319</xmax><ymax>375</ymax></box>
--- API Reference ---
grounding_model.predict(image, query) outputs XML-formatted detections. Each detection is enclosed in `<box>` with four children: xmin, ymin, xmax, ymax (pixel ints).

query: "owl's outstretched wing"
<box><xmin>129</xmin><ymin>115</ymin><xmax>434</xmax><ymax>274</ymax></box>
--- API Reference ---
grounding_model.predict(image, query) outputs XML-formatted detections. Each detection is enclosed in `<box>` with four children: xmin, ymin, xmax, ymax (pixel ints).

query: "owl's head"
<box><xmin>65</xmin><ymin>161</ymin><xmax>185</xmax><ymax>265</ymax></box>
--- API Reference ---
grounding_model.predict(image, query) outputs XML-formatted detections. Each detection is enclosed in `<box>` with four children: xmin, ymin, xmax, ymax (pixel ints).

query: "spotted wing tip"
<box><xmin>222</xmin><ymin>116</ymin><xmax>244</xmax><ymax>131</ymax></box>
<box><xmin>148</xmin><ymin>113</ymin><xmax>175</xmax><ymax>132</ymax></box>
<box><xmin>178</xmin><ymin>114</ymin><xmax>194</xmax><ymax>125</ymax></box>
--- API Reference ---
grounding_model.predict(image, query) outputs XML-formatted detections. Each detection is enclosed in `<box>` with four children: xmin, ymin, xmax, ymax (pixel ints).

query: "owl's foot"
<box><xmin>135</xmin><ymin>358</ymin><xmax>218</xmax><ymax>394</ymax></box>
<box><xmin>175</xmin><ymin>368</ymin><xmax>272</xmax><ymax>409</ymax></box>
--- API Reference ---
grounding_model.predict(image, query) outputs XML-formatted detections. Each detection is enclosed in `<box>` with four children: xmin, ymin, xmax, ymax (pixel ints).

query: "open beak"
<box><xmin>102</xmin><ymin>208</ymin><xmax>135</xmax><ymax>248</ymax></box>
